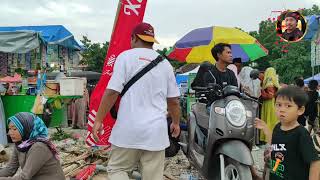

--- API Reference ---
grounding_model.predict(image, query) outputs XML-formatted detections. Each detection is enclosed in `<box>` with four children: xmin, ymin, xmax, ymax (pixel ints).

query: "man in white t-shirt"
<box><xmin>92</xmin><ymin>22</ymin><xmax>181</xmax><ymax>180</ymax></box>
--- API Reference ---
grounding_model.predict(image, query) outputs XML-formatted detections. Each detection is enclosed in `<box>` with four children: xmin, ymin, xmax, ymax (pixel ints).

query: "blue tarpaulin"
<box><xmin>304</xmin><ymin>73</ymin><xmax>320</xmax><ymax>84</ymax></box>
<box><xmin>303</xmin><ymin>15</ymin><xmax>320</xmax><ymax>40</ymax></box>
<box><xmin>0</xmin><ymin>25</ymin><xmax>81</xmax><ymax>50</ymax></box>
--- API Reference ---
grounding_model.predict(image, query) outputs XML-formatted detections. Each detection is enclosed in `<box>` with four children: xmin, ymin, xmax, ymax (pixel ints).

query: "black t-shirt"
<box><xmin>191</xmin><ymin>63</ymin><xmax>238</xmax><ymax>88</ymax></box>
<box><xmin>269</xmin><ymin>123</ymin><xmax>319</xmax><ymax>180</ymax></box>
<box><xmin>281</xmin><ymin>28</ymin><xmax>304</xmax><ymax>41</ymax></box>
<box><xmin>305</xmin><ymin>90</ymin><xmax>318</xmax><ymax>122</ymax></box>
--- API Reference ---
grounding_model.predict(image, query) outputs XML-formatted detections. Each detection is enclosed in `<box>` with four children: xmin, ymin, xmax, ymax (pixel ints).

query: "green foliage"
<box><xmin>80</xmin><ymin>36</ymin><xmax>109</xmax><ymax>73</ymax></box>
<box><xmin>250</xmin><ymin>5</ymin><xmax>320</xmax><ymax>84</ymax></box>
<box><xmin>270</xmin><ymin>42</ymin><xmax>311</xmax><ymax>83</ymax></box>
<box><xmin>301</xmin><ymin>5</ymin><xmax>320</xmax><ymax>16</ymax></box>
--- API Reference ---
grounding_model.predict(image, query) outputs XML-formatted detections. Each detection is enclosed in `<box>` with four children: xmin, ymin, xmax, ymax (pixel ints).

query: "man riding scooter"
<box><xmin>190</xmin><ymin>43</ymin><xmax>261</xmax><ymax>180</ymax></box>
<box><xmin>191</xmin><ymin>43</ymin><xmax>237</xmax><ymax>91</ymax></box>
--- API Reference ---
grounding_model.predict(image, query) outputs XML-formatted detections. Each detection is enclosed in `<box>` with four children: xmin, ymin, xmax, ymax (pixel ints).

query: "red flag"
<box><xmin>86</xmin><ymin>0</ymin><xmax>148</xmax><ymax>146</ymax></box>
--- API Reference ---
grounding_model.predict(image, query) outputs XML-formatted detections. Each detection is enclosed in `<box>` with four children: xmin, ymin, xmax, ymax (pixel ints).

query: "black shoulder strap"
<box><xmin>120</xmin><ymin>55</ymin><xmax>164</xmax><ymax>97</ymax></box>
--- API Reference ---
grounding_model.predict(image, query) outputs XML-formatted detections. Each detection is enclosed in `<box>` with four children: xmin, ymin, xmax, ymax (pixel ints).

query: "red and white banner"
<box><xmin>86</xmin><ymin>0</ymin><xmax>148</xmax><ymax>147</ymax></box>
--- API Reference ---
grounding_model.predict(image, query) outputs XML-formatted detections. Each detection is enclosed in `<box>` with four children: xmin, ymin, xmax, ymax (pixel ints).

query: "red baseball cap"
<box><xmin>132</xmin><ymin>22</ymin><xmax>159</xmax><ymax>44</ymax></box>
<box><xmin>285</xmin><ymin>12</ymin><xmax>300</xmax><ymax>22</ymax></box>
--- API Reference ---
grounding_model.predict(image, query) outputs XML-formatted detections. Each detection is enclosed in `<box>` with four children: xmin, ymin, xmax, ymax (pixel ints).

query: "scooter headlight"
<box><xmin>225</xmin><ymin>100</ymin><xmax>246</xmax><ymax>127</ymax></box>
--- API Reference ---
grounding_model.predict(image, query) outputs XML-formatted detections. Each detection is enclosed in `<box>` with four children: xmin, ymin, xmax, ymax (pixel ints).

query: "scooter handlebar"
<box><xmin>240</xmin><ymin>93</ymin><xmax>261</xmax><ymax>104</ymax></box>
<box><xmin>192</xmin><ymin>86</ymin><xmax>209</xmax><ymax>91</ymax></box>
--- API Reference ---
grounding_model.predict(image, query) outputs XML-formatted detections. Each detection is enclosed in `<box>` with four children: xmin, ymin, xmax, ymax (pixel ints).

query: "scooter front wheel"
<box><xmin>224</xmin><ymin>158</ymin><xmax>252</xmax><ymax>180</ymax></box>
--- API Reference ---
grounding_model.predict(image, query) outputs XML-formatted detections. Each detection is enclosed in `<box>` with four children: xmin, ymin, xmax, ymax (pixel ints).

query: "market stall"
<box><xmin>303</xmin><ymin>15</ymin><xmax>320</xmax><ymax>75</ymax></box>
<box><xmin>0</xmin><ymin>25</ymin><xmax>84</xmax><ymax>129</ymax></box>
<box><xmin>176</xmin><ymin>66</ymin><xmax>199</xmax><ymax>122</ymax></box>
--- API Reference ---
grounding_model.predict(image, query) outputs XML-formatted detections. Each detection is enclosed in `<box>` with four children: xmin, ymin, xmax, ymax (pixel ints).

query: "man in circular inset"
<box><xmin>281</xmin><ymin>12</ymin><xmax>304</xmax><ymax>41</ymax></box>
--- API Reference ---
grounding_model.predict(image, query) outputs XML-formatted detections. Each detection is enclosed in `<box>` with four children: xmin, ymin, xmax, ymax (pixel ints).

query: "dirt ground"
<box><xmin>0</xmin><ymin>127</ymin><xmax>265</xmax><ymax>180</ymax></box>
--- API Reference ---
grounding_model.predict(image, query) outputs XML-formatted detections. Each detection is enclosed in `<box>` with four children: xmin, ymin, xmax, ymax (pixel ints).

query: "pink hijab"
<box><xmin>227</xmin><ymin>64</ymin><xmax>240</xmax><ymax>87</ymax></box>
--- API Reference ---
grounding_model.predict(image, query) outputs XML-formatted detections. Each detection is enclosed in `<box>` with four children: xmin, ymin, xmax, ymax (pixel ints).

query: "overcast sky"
<box><xmin>1</xmin><ymin>0</ymin><xmax>319</xmax><ymax>49</ymax></box>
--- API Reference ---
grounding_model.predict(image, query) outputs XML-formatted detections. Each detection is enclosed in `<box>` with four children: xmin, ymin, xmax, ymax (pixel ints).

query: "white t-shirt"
<box><xmin>107</xmin><ymin>48</ymin><xmax>180</xmax><ymax>151</ymax></box>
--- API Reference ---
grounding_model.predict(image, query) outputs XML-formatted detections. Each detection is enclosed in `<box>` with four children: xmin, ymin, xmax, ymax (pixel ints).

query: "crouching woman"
<box><xmin>0</xmin><ymin>112</ymin><xmax>65</xmax><ymax>180</ymax></box>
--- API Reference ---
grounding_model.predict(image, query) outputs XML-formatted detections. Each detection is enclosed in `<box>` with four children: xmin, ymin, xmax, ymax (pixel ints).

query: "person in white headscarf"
<box><xmin>239</xmin><ymin>66</ymin><xmax>261</xmax><ymax>98</ymax></box>
<box><xmin>239</xmin><ymin>67</ymin><xmax>261</xmax><ymax>152</ymax></box>
<box><xmin>227</xmin><ymin>64</ymin><xmax>240</xmax><ymax>87</ymax></box>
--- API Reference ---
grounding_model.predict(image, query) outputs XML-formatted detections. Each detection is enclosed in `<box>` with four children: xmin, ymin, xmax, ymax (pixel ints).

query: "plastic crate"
<box><xmin>59</xmin><ymin>78</ymin><xmax>85</xmax><ymax>96</ymax></box>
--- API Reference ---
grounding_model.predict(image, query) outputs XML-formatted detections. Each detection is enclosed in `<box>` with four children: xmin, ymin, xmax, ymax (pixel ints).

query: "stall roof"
<box><xmin>0</xmin><ymin>31</ymin><xmax>40</xmax><ymax>53</ymax></box>
<box><xmin>0</xmin><ymin>25</ymin><xmax>82</xmax><ymax>52</ymax></box>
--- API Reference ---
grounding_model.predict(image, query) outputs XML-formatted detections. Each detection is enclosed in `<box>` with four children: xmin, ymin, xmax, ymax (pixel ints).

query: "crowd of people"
<box><xmin>213</xmin><ymin>51</ymin><xmax>320</xmax><ymax>139</ymax></box>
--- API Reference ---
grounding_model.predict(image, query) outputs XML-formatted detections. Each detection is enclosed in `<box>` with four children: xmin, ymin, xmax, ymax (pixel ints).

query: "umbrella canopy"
<box><xmin>167</xmin><ymin>26</ymin><xmax>268</xmax><ymax>63</ymax></box>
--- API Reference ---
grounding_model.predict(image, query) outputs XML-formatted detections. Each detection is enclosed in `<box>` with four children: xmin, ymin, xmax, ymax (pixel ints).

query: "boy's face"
<box><xmin>275</xmin><ymin>96</ymin><xmax>305</xmax><ymax>124</ymax></box>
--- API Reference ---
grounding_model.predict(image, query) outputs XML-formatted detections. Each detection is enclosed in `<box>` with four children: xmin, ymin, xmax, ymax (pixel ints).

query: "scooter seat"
<box><xmin>192</xmin><ymin>103</ymin><xmax>209</xmax><ymax>129</ymax></box>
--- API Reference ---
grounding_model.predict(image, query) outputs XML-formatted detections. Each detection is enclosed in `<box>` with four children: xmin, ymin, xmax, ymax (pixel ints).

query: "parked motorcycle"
<box><xmin>179</xmin><ymin>84</ymin><xmax>258</xmax><ymax>180</ymax></box>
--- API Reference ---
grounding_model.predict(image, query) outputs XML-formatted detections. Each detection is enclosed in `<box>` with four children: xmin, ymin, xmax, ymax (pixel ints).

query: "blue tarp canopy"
<box><xmin>303</xmin><ymin>15</ymin><xmax>320</xmax><ymax>40</ymax></box>
<box><xmin>304</xmin><ymin>73</ymin><xmax>320</xmax><ymax>84</ymax></box>
<box><xmin>0</xmin><ymin>25</ymin><xmax>81</xmax><ymax>51</ymax></box>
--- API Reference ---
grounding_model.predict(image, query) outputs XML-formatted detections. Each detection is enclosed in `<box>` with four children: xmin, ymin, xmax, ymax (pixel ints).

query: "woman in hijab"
<box><xmin>0</xmin><ymin>112</ymin><xmax>65</xmax><ymax>180</ymax></box>
<box><xmin>239</xmin><ymin>66</ymin><xmax>261</xmax><ymax>98</ymax></box>
<box><xmin>260</xmin><ymin>67</ymin><xmax>280</xmax><ymax>142</ymax></box>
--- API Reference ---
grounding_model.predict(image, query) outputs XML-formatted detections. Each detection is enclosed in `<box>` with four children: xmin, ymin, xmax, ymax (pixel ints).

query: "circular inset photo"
<box><xmin>276</xmin><ymin>10</ymin><xmax>307</xmax><ymax>42</ymax></box>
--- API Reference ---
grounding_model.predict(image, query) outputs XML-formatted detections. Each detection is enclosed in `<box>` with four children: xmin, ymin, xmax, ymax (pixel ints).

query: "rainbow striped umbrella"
<box><xmin>166</xmin><ymin>26</ymin><xmax>268</xmax><ymax>63</ymax></box>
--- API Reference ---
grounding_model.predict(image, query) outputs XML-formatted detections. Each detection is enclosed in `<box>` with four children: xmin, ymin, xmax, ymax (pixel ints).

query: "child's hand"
<box><xmin>264</xmin><ymin>145</ymin><xmax>272</xmax><ymax>163</ymax></box>
<box><xmin>254</xmin><ymin>118</ymin><xmax>267</xmax><ymax>130</ymax></box>
<box><xmin>255</xmin><ymin>118</ymin><xmax>273</xmax><ymax>144</ymax></box>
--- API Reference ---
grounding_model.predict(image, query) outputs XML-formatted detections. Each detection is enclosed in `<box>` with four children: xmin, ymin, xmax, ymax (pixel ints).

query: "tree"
<box><xmin>270</xmin><ymin>42</ymin><xmax>311</xmax><ymax>83</ymax></box>
<box><xmin>79</xmin><ymin>36</ymin><xmax>109</xmax><ymax>72</ymax></box>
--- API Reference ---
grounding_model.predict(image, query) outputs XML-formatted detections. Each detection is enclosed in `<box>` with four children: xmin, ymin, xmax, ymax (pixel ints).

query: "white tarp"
<box><xmin>0</xmin><ymin>31</ymin><xmax>40</xmax><ymax>53</ymax></box>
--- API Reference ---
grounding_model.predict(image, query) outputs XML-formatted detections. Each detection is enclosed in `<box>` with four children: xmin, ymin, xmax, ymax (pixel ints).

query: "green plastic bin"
<box><xmin>1</xmin><ymin>95</ymin><xmax>65</xmax><ymax>127</ymax></box>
